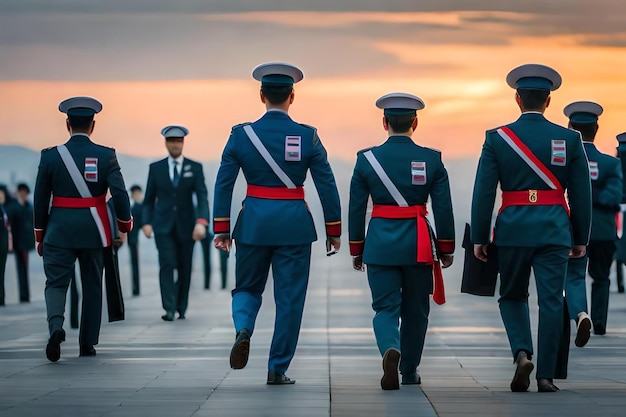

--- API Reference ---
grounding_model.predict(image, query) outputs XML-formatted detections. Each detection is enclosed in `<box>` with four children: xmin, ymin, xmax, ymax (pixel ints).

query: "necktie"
<box><xmin>172</xmin><ymin>161</ymin><xmax>180</xmax><ymax>187</ymax></box>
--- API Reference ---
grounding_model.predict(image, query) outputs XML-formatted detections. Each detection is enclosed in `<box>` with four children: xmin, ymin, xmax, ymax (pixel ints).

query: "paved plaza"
<box><xmin>1</xmin><ymin>242</ymin><xmax>626</xmax><ymax>417</ymax></box>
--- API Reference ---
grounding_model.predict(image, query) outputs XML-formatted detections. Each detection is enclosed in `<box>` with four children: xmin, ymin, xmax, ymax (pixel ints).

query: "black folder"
<box><xmin>461</xmin><ymin>223</ymin><xmax>499</xmax><ymax>296</ymax></box>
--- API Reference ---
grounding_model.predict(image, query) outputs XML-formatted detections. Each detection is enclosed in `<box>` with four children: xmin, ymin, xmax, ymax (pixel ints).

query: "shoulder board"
<box><xmin>41</xmin><ymin>146</ymin><xmax>55</xmax><ymax>153</ymax></box>
<box><xmin>298</xmin><ymin>123</ymin><xmax>317</xmax><ymax>131</ymax></box>
<box><xmin>423</xmin><ymin>146</ymin><xmax>441</xmax><ymax>154</ymax></box>
<box><xmin>357</xmin><ymin>146</ymin><xmax>375</xmax><ymax>155</ymax></box>
<box><xmin>486</xmin><ymin>127</ymin><xmax>501</xmax><ymax>135</ymax></box>
<box><xmin>231</xmin><ymin>122</ymin><xmax>251</xmax><ymax>131</ymax></box>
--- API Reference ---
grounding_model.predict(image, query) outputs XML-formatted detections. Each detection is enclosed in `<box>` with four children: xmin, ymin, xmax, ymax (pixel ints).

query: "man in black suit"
<box><xmin>34</xmin><ymin>96</ymin><xmax>133</xmax><ymax>361</ymax></box>
<box><xmin>142</xmin><ymin>126</ymin><xmax>209</xmax><ymax>321</ymax></box>
<box><xmin>128</xmin><ymin>185</ymin><xmax>143</xmax><ymax>296</ymax></box>
<box><xmin>7</xmin><ymin>183</ymin><xmax>35</xmax><ymax>303</ymax></box>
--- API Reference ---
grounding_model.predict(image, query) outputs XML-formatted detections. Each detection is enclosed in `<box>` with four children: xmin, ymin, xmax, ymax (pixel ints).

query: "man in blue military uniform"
<box><xmin>34</xmin><ymin>96</ymin><xmax>133</xmax><ymax>361</ymax></box>
<box><xmin>348</xmin><ymin>93</ymin><xmax>455</xmax><ymax>390</ymax></box>
<box><xmin>564</xmin><ymin>102</ymin><xmax>622</xmax><ymax>340</ymax></box>
<box><xmin>471</xmin><ymin>64</ymin><xmax>592</xmax><ymax>392</ymax></box>
<box><xmin>213</xmin><ymin>62</ymin><xmax>341</xmax><ymax>385</ymax></box>
<box><xmin>142</xmin><ymin>126</ymin><xmax>209</xmax><ymax>321</ymax></box>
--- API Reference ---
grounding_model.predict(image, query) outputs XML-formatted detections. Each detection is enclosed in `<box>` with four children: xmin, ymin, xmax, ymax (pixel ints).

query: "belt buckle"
<box><xmin>528</xmin><ymin>190</ymin><xmax>538</xmax><ymax>203</ymax></box>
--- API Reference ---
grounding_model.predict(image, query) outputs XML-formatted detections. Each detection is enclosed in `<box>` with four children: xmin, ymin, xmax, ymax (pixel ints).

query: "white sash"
<box><xmin>243</xmin><ymin>125</ymin><xmax>296</xmax><ymax>189</ymax></box>
<box><xmin>496</xmin><ymin>128</ymin><xmax>558</xmax><ymax>190</ymax></box>
<box><xmin>363</xmin><ymin>150</ymin><xmax>408</xmax><ymax>207</ymax></box>
<box><xmin>56</xmin><ymin>145</ymin><xmax>108</xmax><ymax>246</ymax></box>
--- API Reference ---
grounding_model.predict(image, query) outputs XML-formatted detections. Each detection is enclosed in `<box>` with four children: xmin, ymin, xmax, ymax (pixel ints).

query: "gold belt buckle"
<box><xmin>528</xmin><ymin>189</ymin><xmax>538</xmax><ymax>203</ymax></box>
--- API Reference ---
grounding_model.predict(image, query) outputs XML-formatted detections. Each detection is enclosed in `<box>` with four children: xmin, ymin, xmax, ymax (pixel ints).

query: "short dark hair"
<box><xmin>67</xmin><ymin>115</ymin><xmax>94</xmax><ymax>130</ymax></box>
<box><xmin>16</xmin><ymin>183</ymin><xmax>30</xmax><ymax>193</ymax></box>
<box><xmin>385</xmin><ymin>114</ymin><xmax>416</xmax><ymax>133</ymax></box>
<box><xmin>570</xmin><ymin>122</ymin><xmax>598</xmax><ymax>140</ymax></box>
<box><xmin>516</xmin><ymin>89</ymin><xmax>550</xmax><ymax>111</ymax></box>
<box><xmin>261</xmin><ymin>85</ymin><xmax>293</xmax><ymax>105</ymax></box>
<box><xmin>129</xmin><ymin>184</ymin><xmax>142</xmax><ymax>193</ymax></box>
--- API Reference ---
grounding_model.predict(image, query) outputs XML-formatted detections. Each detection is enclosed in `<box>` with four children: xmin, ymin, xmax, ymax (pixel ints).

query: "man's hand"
<box><xmin>473</xmin><ymin>244</ymin><xmax>489</xmax><ymax>262</ymax></box>
<box><xmin>570</xmin><ymin>245</ymin><xmax>587</xmax><ymax>259</ymax></box>
<box><xmin>214</xmin><ymin>234</ymin><xmax>232</xmax><ymax>252</ymax></box>
<box><xmin>36</xmin><ymin>241</ymin><xmax>43</xmax><ymax>257</ymax></box>
<box><xmin>326</xmin><ymin>236</ymin><xmax>341</xmax><ymax>256</ymax></box>
<box><xmin>142</xmin><ymin>224</ymin><xmax>153</xmax><ymax>239</ymax></box>
<box><xmin>192</xmin><ymin>223</ymin><xmax>207</xmax><ymax>241</ymax></box>
<box><xmin>352</xmin><ymin>255</ymin><xmax>365</xmax><ymax>271</ymax></box>
<box><xmin>440</xmin><ymin>254</ymin><xmax>454</xmax><ymax>268</ymax></box>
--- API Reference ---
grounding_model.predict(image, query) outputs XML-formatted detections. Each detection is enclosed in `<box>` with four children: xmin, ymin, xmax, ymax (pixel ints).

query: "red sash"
<box><xmin>371</xmin><ymin>204</ymin><xmax>445</xmax><ymax>305</ymax></box>
<box><xmin>51</xmin><ymin>194</ymin><xmax>111</xmax><ymax>245</ymax></box>
<box><xmin>246</xmin><ymin>184</ymin><xmax>305</xmax><ymax>200</ymax></box>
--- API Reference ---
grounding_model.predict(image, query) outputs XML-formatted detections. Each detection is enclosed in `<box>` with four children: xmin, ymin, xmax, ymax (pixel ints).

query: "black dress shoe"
<box><xmin>537</xmin><ymin>378</ymin><xmax>559</xmax><ymax>392</ymax></box>
<box><xmin>510</xmin><ymin>351</ymin><xmax>534</xmax><ymax>392</ymax></box>
<box><xmin>380</xmin><ymin>348</ymin><xmax>400</xmax><ymax>390</ymax></box>
<box><xmin>161</xmin><ymin>311</ymin><xmax>174</xmax><ymax>321</ymax></box>
<box><xmin>267</xmin><ymin>370</ymin><xmax>296</xmax><ymax>385</ymax></box>
<box><xmin>401</xmin><ymin>372</ymin><xmax>421</xmax><ymax>385</ymax></box>
<box><xmin>46</xmin><ymin>329</ymin><xmax>66</xmax><ymax>362</ymax></box>
<box><xmin>593</xmin><ymin>322</ymin><xmax>606</xmax><ymax>335</ymax></box>
<box><xmin>79</xmin><ymin>345</ymin><xmax>97</xmax><ymax>357</ymax></box>
<box><xmin>229</xmin><ymin>329</ymin><xmax>251</xmax><ymax>369</ymax></box>
<box><xmin>575</xmin><ymin>312</ymin><xmax>592</xmax><ymax>347</ymax></box>
<box><xmin>177</xmin><ymin>313</ymin><xmax>186</xmax><ymax>320</ymax></box>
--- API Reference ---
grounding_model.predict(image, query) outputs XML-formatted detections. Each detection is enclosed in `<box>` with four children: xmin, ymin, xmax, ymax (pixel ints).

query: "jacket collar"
<box><xmin>384</xmin><ymin>135</ymin><xmax>414</xmax><ymax>144</ymax></box>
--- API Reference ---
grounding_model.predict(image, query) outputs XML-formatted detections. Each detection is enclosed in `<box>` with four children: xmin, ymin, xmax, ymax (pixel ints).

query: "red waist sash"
<box><xmin>246</xmin><ymin>184</ymin><xmax>305</xmax><ymax>200</ymax></box>
<box><xmin>52</xmin><ymin>195</ymin><xmax>106</xmax><ymax>209</ymax></box>
<box><xmin>371</xmin><ymin>204</ymin><xmax>445</xmax><ymax>305</ymax></box>
<box><xmin>500</xmin><ymin>189</ymin><xmax>569</xmax><ymax>216</ymax></box>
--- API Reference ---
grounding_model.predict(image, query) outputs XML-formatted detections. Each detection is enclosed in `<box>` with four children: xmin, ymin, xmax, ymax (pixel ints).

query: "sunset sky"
<box><xmin>1</xmin><ymin>1</ymin><xmax>626</xmax><ymax>162</ymax></box>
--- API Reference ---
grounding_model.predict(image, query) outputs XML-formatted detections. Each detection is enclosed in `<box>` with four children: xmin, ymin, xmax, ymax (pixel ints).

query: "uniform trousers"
<box><xmin>43</xmin><ymin>243</ymin><xmax>104</xmax><ymax>345</ymax></box>
<box><xmin>233</xmin><ymin>242</ymin><xmax>311</xmax><ymax>374</ymax></box>
<box><xmin>128</xmin><ymin>242</ymin><xmax>140</xmax><ymax>296</ymax></box>
<box><xmin>154</xmin><ymin>229</ymin><xmax>194</xmax><ymax>316</ymax></box>
<box><xmin>498</xmin><ymin>246</ymin><xmax>569</xmax><ymax>379</ymax></box>
<box><xmin>367</xmin><ymin>264</ymin><xmax>432</xmax><ymax>376</ymax></box>
<box><xmin>0</xmin><ymin>237</ymin><xmax>7</xmax><ymax>306</ymax></box>
<box><xmin>587</xmin><ymin>240</ymin><xmax>615</xmax><ymax>333</ymax></box>
<box><xmin>14</xmin><ymin>250</ymin><xmax>30</xmax><ymax>302</ymax></box>
<box><xmin>565</xmin><ymin>255</ymin><xmax>588</xmax><ymax>320</ymax></box>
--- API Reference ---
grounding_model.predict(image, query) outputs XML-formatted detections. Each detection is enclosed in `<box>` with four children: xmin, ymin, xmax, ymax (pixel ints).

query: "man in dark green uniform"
<box><xmin>471</xmin><ymin>64</ymin><xmax>592</xmax><ymax>392</ymax></box>
<box><xmin>564</xmin><ymin>102</ymin><xmax>622</xmax><ymax>340</ymax></box>
<box><xmin>34</xmin><ymin>96</ymin><xmax>133</xmax><ymax>361</ymax></box>
<box><xmin>349</xmin><ymin>93</ymin><xmax>455</xmax><ymax>390</ymax></box>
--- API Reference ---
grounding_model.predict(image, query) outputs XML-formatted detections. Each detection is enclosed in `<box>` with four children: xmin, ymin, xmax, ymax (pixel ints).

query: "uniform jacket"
<box><xmin>348</xmin><ymin>135</ymin><xmax>455</xmax><ymax>265</ymax></box>
<box><xmin>471</xmin><ymin>112</ymin><xmax>592</xmax><ymax>247</ymax></box>
<box><xmin>213</xmin><ymin>110</ymin><xmax>341</xmax><ymax>246</ymax></box>
<box><xmin>142</xmin><ymin>157</ymin><xmax>209</xmax><ymax>239</ymax></box>
<box><xmin>583</xmin><ymin>142</ymin><xmax>622</xmax><ymax>241</ymax></box>
<box><xmin>33</xmin><ymin>134</ymin><xmax>132</xmax><ymax>249</ymax></box>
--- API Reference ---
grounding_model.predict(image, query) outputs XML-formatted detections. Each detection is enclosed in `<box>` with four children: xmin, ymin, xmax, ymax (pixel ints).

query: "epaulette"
<box><xmin>423</xmin><ymin>146</ymin><xmax>442</xmax><ymax>154</ymax></box>
<box><xmin>357</xmin><ymin>146</ymin><xmax>375</xmax><ymax>155</ymax></box>
<box><xmin>231</xmin><ymin>122</ymin><xmax>251</xmax><ymax>131</ymax></box>
<box><xmin>298</xmin><ymin>123</ymin><xmax>317</xmax><ymax>131</ymax></box>
<box><xmin>486</xmin><ymin>127</ymin><xmax>500</xmax><ymax>134</ymax></box>
<box><xmin>41</xmin><ymin>146</ymin><xmax>54</xmax><ymax>153</ymax></box>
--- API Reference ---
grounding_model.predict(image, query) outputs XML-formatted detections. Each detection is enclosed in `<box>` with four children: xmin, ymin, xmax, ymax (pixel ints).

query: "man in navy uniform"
<box><xmin>142</xmin><ymin>126</ymin><xmax>209</xmax><ymax>321</ymax></box>
<box><xmin>213</xmin><ymin>62</ymin><xmax>341</xmax><ymax>385</ymax></box>
<box><xmin>348</xmin><ymin>93</ymin><xmax>455</xmax><ymax>390</ymax></box>
<box><xmin>471</xmin><ymin>64</ymin><xmax>592</xmax><ymax>392</ymax></box>
<box><xmin>128</xmin><ymin>184</ymin><xmax>143</xmax><ymax>296</ymax></box>
<box><xmin>34</xmin><ymin>96</ymin><xmax>133</xmax><ymax>361</ymax></box>
<box><xmin>614</xmin><ymin>132</ymin><xmax>626</xmax><ymax>293</ymax></box>
<box><xmin>564</xmin><ymin>102</ymin><xmax>622</xmax><ymax>340</ymax></box>
<box><xmin>6</xmin><ymin>183</ymin><xmax>35</xmax><ymax>303</ymax></box>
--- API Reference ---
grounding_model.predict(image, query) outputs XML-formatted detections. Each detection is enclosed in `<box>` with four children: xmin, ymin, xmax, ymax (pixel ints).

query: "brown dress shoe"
<box><xmin>380</xmin><ymin>348</ymin><xmax>400</xmax><ymax>390</ymax></box>
<box><xmin>537</xmin><ymin>378</ymin><xmax>560</xmax><ymax>392</ymax></box>
<box><xmin>229</xmin><ymin>329</ymin><xmax>251</xmax><ymax>369</ymax></box>
<box><xmin>510</xmin><ymin>351</ymin><xmax>534</xmax><ymax>392</ymax></box>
